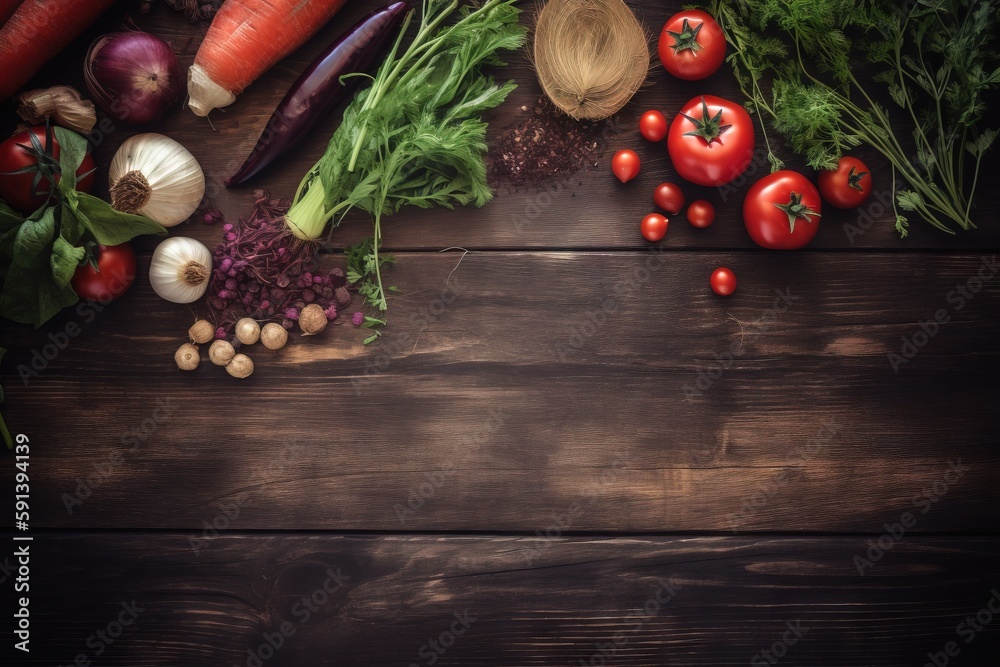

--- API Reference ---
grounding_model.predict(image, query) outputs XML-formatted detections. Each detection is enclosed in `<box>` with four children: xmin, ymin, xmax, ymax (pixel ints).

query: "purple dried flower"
<box><xmin>313</xmin><ymin>275</ymin><xmax>323</xmax><ymax>285</ymax></box>
<box><xmin>225</xmin><ymin>278</ymin><xmax>238</xmax><ymax>290</ymax></box>
<box><xmin>324</xmin><ymin>306</ymin><xmax>338</xmax><ymax>320</ymax></box>
<box><xmin>259</xmin><ymin>300</ymin><xmax>271</xmax><ymax>310</ymax></box>
<box><xmin>227</xmin><ymin>269</ymin><xmax>238</xmax><ymax>278</ymax></box>
<box><xmin>302</xmin><ymin>289</ymin><xmax>315</xmax><ymax>303</ymax></box>
<box><xmin>223</xmin><ymin>223</ymin><xmax>233</xmax><ymax>232</ymax></box>
<box><xmin>225</xmin><ymin>232</ymin><xmax>237</xmax><ymax>242</ymax></box>
<box><xmin>220</xmin><ymin>258</ymin><xmax>233</xmax><ymax>272</ymax></box>
<box><xmin>203</xmin><ymin>213</ymin><xmax>215</xmax><ymax>224</ymax></box>
<box><xmin>284</xmin><ymin>307</ymin><xmax>299</xmax><ymax>320</ymax></box>
<box><xmin>352</xmin><ymin>311</ymin><xmax>364</xmax><ymax>327</ymax></box>
<box><xmin>215</xmin><ymin>327</ymin><xmax>227</xmax><ymax>339</ymax></box>
<box><xmin>281</xmin><ymin>319</ymin><xmax>294</xmax><ymax>330</ymax></box>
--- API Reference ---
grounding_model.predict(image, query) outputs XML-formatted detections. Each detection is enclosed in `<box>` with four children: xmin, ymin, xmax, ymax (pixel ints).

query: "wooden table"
<box><xmin>2</xmin><ymin>2</ymin><xmax>999</xmax><ymax>665</ymax></box>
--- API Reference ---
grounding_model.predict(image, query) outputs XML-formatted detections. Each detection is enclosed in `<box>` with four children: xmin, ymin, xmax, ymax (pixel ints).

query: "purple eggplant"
<box><xmin>226</xmin><ymin>0</ymin><xmax>413</xmax><ymax>186</ymax></box>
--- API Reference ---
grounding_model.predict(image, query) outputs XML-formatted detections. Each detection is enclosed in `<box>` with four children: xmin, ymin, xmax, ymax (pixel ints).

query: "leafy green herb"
<box><xmin>285</xmin><ymin>0</ymin><xmax>525</xmax><ymax>332</ymax></box>
<box><xmin>709</xmin><ymin>0</ymin><xmax>999</xmax><ymax>236</ymax></box>
<box><xmin>0</xmin><ymin>126</ymin><xmax>166</xmax><ymax>327</ymax></box>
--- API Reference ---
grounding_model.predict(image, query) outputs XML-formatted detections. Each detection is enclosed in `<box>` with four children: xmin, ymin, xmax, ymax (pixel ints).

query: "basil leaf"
<box><xmin>0</xmin><ymin>200</ymin><xmax>24</xmax><ymax>233</ymax></box>
<box><xmin>59</xmin><ymin>200</ymin><xmax>83</xmax><ymax>246</ymax></box>
<box><xmin>51</xmin><ymin>236</ymin><xmax>85</xmax><ymax>287</ymax></box>
<box><xmin>36</xmin><ymin>273</ymin><xmax>79</xmax><ymax>327</ymax></box>
<box><xmin>72</xmin><ymin>191</ymin><xmax>167</xmax><ymax>245</ymax></box>
<box><xmin>53</xmin><ymin>127</ymin><xmax>88</xmax><ymax>192</ymax></box>
<box><xmin>0</xmin><ymin>262</ymin><xmax>78</xmax><ymax>327</ymax></box>
<box><xmin>12</xmin><ymin>207</ymin><xmax>55</xmax><ymax>269</ymax></box>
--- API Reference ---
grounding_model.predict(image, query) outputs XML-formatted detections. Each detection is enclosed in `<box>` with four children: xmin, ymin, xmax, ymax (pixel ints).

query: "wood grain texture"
<box><xmin>2</xmin><ymin>534</ymin><xmax>999</xmax><ymax>666</ymax></box>
<box><xmin>2</xmin><ymin>252</ymin><xmax>997</xmax><ymax>531</ymax></box>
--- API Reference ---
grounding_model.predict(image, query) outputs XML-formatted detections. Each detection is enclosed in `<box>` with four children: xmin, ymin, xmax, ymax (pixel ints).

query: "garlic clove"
<box><xmin>109</xmin><ymin>133</ymin><xmax>206</xmax><ymax>227</ymax></box>
<box><xmin>150</xmin><ymin>236</ymin><xmax>212</xmax><ymax>304</ymax></box>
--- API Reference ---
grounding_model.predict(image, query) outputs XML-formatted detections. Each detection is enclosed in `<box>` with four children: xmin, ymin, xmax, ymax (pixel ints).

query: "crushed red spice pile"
<box><xmin>205</xmin><ymin>190</ymin><xmax>351</xmax><ymax>335</ymax></box>
<box><xmin>487</xmin><ymin>97</ymin><xmax>616</xmax><ymax>188</ymax></box>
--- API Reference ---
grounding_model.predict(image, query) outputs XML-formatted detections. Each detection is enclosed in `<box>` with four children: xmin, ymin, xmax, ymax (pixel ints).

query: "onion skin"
<box><xmin>84</xmin><ymin>32</ymin><xmax>182</xmax><ymax>125</ymax></box>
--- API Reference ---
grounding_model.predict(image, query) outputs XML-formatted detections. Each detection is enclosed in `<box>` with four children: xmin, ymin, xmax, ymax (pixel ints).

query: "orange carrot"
<box><xmin>0</xmin><ymin>0</ymin><xmax>25</xmax><ymax>26</ymax></box>
<box><xmin>188</xmin><ymin>0</ymin><xmax>349</xmax><ymax>117</ymax></box>
<box><xmin>0</xmin><ymin>0</ymin><xmax>117</xmax><ymax>100</ymax></box>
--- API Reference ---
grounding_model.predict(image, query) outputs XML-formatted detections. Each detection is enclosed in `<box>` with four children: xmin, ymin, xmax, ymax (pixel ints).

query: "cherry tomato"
<box><xmin>710</xmin><ymin>267</ymin><xmax>736</xmax><ymax>296</ymax></box>
<box><xmin>686</xmin><ymin>200</ymin><xmax>715</xmax><ymax>228</ymax></box>
<box><xmin>658</xmin><ymin>9</ymin><xmax>726</xmax><ymax>81</ymax></box>
<box><xmin>71</xmin><ymin>243</ymin><xmax>137</xmax><ymax>303</ymax></box>
<box><xmin>652</xmin><ymin>182</ymin><xmax>685</xmax><ymax>214</ymax></box>
<box><xmin>639</xmin><ymin>110</ymin><xmax>669</xmax><ymax>142</ymax></box>
<box><xmin>668</xmin><ymin>95</ymin><xmax>755</xmax><ymax>187</ymax></box>
<box><xmin>818</xmin><ymin>156</ymin><xmax>872</xmax><ymax>209</ymax></box>
<box><xmin>0</xmin><ymin>126</ymin><xmax>96</xmax><ymax>215</ymax></box>
<box><xmin>611</xmin><ymin>149</ymin><xmax>640</xmax><ymax>183</ymax></box>
<box><xmin>744</xmin><ymin>170</ymin><xmax>822</xmax><ymax>250</ymax></box>
<box><xmin>641</xmin><ymin>213</ymin><xmax>668</xmax><ymax>242</ymax></box>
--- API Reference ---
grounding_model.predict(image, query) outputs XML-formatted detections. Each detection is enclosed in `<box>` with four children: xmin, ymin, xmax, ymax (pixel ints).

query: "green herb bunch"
<box><xmin>709</xmin><ymin>0</ymin><xmax>1000</xmax><ymax>236</ymax></box>
<box><xmin>0</xmin><ymin>126</ymin><xmax>165</xmax><ymax>326</ymax></box>
<box><xmin>284</xmin><ymin>0</ymin><xmax>525</xmax><ymax>336</ymax></box>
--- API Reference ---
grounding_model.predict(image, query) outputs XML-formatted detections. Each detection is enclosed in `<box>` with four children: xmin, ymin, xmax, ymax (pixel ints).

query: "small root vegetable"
<box><xmin>298</xmin><ymin>303</ymin><xmax>327</xmax><ymax>335</ymax></box>
<box><xmin>226</xmin><ymin>353</ymin><xmax>254</xmax><ymax>378</ymax></box>
<box><xmin>174</xmin><ymin>342</ymin><xmax>200</xmax><ymax>370</ymax></box>
<box><xmin>188</xmin><ymin>319</ymin><xmax>215</xmax><ymax>344</ymax></box>
<box><xmin>260</xmin><ymin>322</ymin><xmax>288</xmax><ymax>350</ymax></box>
<box><xmin>209</xmin><ymin>339</ymin><xmax>236</xmax><ymax>365</ymax></box>
<box><xmin>235</xmin><ymin>317</ymin><xmax>260</xmax><ymax>344</ymax></box>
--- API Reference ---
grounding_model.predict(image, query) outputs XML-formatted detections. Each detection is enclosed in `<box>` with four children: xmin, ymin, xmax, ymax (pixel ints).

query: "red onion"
<box><xmin>84</xmin><ymin>32</ymin><xmax>181</xmax><ymax>125</ymax></box>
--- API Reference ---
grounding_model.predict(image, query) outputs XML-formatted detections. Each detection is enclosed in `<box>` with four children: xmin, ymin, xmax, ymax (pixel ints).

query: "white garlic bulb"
<box><xmin>108</xmin><ymin>133</ymin><xmax>205</xmax><ymax>226</ymax></box>
<box><xmin>149</xmin><ymin>237</ymin><xmax>213</xmax><ymax>304</ymax></box>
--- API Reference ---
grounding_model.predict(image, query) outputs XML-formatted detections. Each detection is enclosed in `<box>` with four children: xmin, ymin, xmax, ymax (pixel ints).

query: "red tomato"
<box><xmin>668</xmin><ymin>96</ymin><xmax>754</xmax><ymax>187</ymax></box>
<box><xmin>710</xmin><ymin>267</ymin><xmax>736</xmax><ymax>296</ymax></box>
<box><xmin>0</xmin><ymin>126</ymin><xmax>96</xmax><ymax>215</ymax></box>
<box><xmin>743</xmin><ymin>170</ymin><xmax>822</xmax><ymax>250</ymax></box>
<box><xmin>818</xmin><ymin>156</ymin><xmax>872</xmax><ymax>209</ymax></box>
<box><xmin>653</xmin><ymin>182</ymin><xmax>685</xmax><ymax>214</ymax></box>
<box><xmin>71</xmin><ymin>243</ymin><xmax>137</xmax><ymax>303</ymax></box>
<box><xmin>687</xmin><ymin>200</ymin><xmax>715</xmax><ymax>228</ymax></box>
<box><xmin>641</xmin><ymin>213</ymin><xmax>668</xmax><ymax>242</ymax></box>
<box><xmin>611</xmin><ymin>149</ymin><xmax>640</xmax><ymax>183</ymax></box>
<box><xmin>658</xmin><ymin>9</ymin><xmax>726</xmax><ymax>81</ymax></box>
<box><xmin>639</xmin><ymin>110</ymin><xmax>669</xmax><ymax>142</ymax></box>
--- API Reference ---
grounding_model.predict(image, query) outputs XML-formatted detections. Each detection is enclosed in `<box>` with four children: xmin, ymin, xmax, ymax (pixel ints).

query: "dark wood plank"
<box><xmin>2</xmin><ymin>252</ymin><xmax>997</xmax><ymax>531</ymax></box>
<box><xmin>3</xmin><ymin>533</ymin><xmax>999</xmax><ymax>666</ymax></box>
<box><xmin>6</xmin><ymin>1</ymin><xmax>997</xmax><ymax>252</ymax></box>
